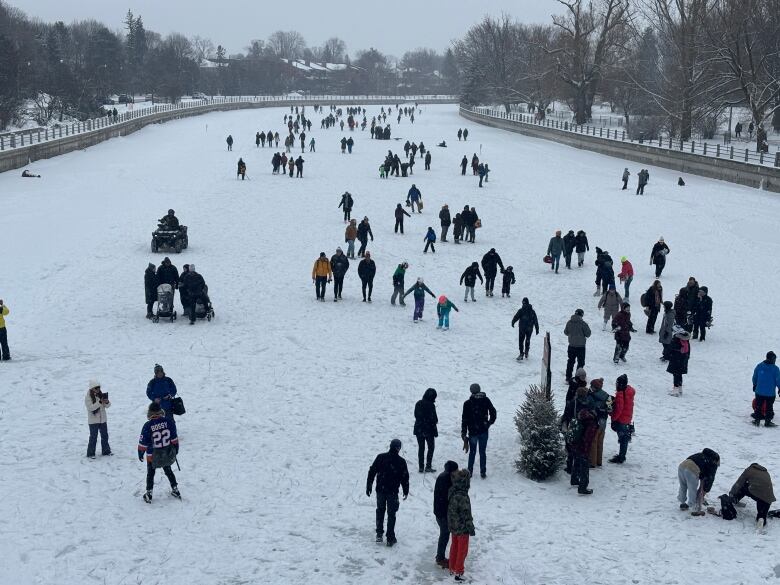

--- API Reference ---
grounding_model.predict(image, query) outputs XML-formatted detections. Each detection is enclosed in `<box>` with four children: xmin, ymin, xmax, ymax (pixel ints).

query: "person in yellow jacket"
<box><xmin>0</xmin><ymin>299</ymin><xmax>9</xmax><ymax>361</ymax></box>
<box><xmin>312</xmin><ymin>253</ymin><xmax>333</xmax><ymax>301</ymax></box>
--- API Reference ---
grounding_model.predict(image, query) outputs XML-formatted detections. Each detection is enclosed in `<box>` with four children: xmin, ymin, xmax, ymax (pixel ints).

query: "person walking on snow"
<box><xmin>461</xmin><ymin>383</ymin><xmax>497</xmax><ymax>479</ymax></box>
<box><xmin>413</xmin><ymin>388</ymin><xmax>439</xmax><ymax>472</ymax></box>
<box><xmin>609</xmin><ymin>374</ymin><xmax>635</xmax><ymax>463</ymax></box>
<box><xmin>391</xmin><ymin>262</ymin><xmax>409</xmax><ymax>306</ymax></box>
<box><xmin>678</xmin><ymin>448</ymin><xmax>719</xmax><ymax>515</ymax></box>
<box><xmin>481</xmin><ymin>248</ymin><xmax>504</xmax><ymax>297</ymax></box>
<box><xmin>460</xmin><ymin>262</ymin><xmax>483</xmax><ymax>302</ymax></box>
<box><xmin>460</xmin><ymin>156</ymin><xmax>468</xmax><ymax>175</ymax></box>
<box><xmin>312</xmin><ymin>252</ymin><xmax>332</xmax><ymax>301</ymax></box>
<box><xmin>356</xmin><ymin>217</ymin><xmax>374</xmax><ymax>257</ymax></box>
<box><xmin>658</xmin><ymin>301</ymin><xmax>675</xmax><ymax>360</ymax></box>
<box><xmin>511</xmin><ymin>298</ymin><xmax>539</xmax><ymax>361</ymax></box>
<box><xmin>358</xmin><ymin>252</ymin><xmax>376</xmax><ymax>302</ymax></box>
<box><xmin>447</xmin><ymin>469</ymin><xmax>475</xmax><ymax>582</ymax></box>
<box><xmin>501</xmin><ymin>266</ymin><xmax>516</xmax><ymax>297</ymax></box>
<box><xmin>621</xmin><ymin>168</ymin><xmax>630</xmax><ymax>190</ymax></box>
<box><xmin>433</xmin><ymin>461</ymin><xmax>459</xmax><ymax>569</ymax></box>
<box><xmin>403</xmin><ymin>277</ymin><xmax>435</xmax><ymax>322</ymax></box>
<box><xmin>547</xmin><ymin>231</ymin><xmax>565</xmax><ymax>273</ymax></box>
<box><xmin>611</xmin><ymin>303</ymin><xmax>635</xmax><ymax>364</ymax></box>
<box><xmin>226</xmin><ymin>135</ymin><xmax>233</xmax><ymax>151</ymax></box>
<box><xmin>339</xmin><ymin>191</ymin><xmax>354</xmax><ymax>223</ymax></box>
<box><xmin>85</xmin><ymin>380</ymin><xmax>112</xmax><ymax>458</ymax></box>
<box><xmin>436</xmin><ymin>296</ymin><xmax>459</xmax><ymax>330</ymax></box>
<box><xmin>575</xmin><ymin>230</ymin><xmax>589</xmax><ymax>267</ymax></box>
<box><xmin>423</xmin><ymin>227</ymin><xmax>437</xmax><ymax>254</ymax></box>
<box><xmin>366</xmin><ymin>439</ymin><xmax>410</xmax><ymax>546</ymax></box>
<box><xmin>692</xmin><ymin>287</ymin><xmax>713</xmax><ymax>341</ymax></box>
<box><xmin>667</xmin><ymin>327</ymin><xmax>691</xmax><ymax>396</ymax></box>
<box><xmin>598</xmin><ymin>285</ymin><xmax>623</xmax><ymax>331</ymax></box>
<box><xmin>587</xmin><ymin>378</ymin><xmax>610</xmax><ymax>467</ymax></box>
<box><xmin>618</xmin><ymin>257</ymin><xmax>634</xmax><ymax>299</ymax></box>
<box><xmin>330</xmin><ymin>248</ymin><xmax>349</xmax><ymax>301</ymax></box>
<box><xmin>752</xmin><ymin>351</ymin><xmax>780</xmax><ymax>427</ymax></box>
<box><xmin>642</xmin><ymin>280</ymin><xmax>664</xmax><ymax>333</ymax></box>
<box><xmin>345</xmin><ymin>219</ymin><xmax>357</xmax><ymax>259</ymax></box>
<box><xmin>138</xmin><ymin>402</ymin><xmax>180</xmax><ymax>504</ymax></box>
<box><xmin>650</xmin><ymin>237</ymin><xmax>669</xmax><ymax>278</ymax></box>
<box><xmin>407</xmin><ymin>184</ymin><xmax>423</xmax><ymax>213</ymax></box>
<box><xmin>564</xmin><ymin>309</ymin><xmax>591</xmax><ymax>380</ymax></box>
<box><xmin>237</xmin><ymin>158</ymin><xmax>246</xmax><ymax>180</ymax></box>
<box><xmin>144</xmin><ymin>263</ymin><xmax>158</xmax><ymax>319</ymax></box>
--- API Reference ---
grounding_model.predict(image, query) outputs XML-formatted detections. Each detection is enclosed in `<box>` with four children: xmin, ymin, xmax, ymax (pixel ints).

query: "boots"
<box><xmin>608</xmin><ymin>455</ymin><xmax>625</xmax><ymax>464</ymax></box>
<box><xmin>143</xmin><ymin>490</ymin><xmax>153</xmax><ymax>503</ymax></box>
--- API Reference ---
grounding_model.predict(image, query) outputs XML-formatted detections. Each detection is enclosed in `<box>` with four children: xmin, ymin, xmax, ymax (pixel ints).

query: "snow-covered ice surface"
<box><xmin>1</xmin><ymin>104</ymin><xmax>779</xmax><ymax>585</ymax></box>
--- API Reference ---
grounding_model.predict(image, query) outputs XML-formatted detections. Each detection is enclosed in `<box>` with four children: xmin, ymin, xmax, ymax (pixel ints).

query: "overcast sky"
<box><xmin>8</xmin><ymin>0</ymin><xmax>560</xmax><ymax>58</ymax></box>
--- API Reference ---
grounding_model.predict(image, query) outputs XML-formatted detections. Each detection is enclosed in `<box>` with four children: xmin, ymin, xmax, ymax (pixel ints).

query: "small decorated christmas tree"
<box><xmin>514</xmin><ymin>384</ymin><xmax>565</xmax><ymax>480</ymax></box>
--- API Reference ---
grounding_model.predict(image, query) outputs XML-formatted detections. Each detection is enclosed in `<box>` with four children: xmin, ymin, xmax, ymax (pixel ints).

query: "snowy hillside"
<box><xmin>0</xmin><ymin>104</ymin><xmax>778</xmax><ymax>585</ymax></box>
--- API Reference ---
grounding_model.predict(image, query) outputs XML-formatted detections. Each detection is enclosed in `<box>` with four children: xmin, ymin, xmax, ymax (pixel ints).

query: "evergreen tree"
<box><xmin>514</xmin><ymin>385</ymin><xmax>565</xmax><ymax>481</ymax></box>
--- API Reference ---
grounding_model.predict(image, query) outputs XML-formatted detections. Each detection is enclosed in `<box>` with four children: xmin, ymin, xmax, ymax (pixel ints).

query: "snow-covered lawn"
<box><xmin>1</xmin><ymin>104</ymin><xmax>778</xmax><ymax>585</ymax></box>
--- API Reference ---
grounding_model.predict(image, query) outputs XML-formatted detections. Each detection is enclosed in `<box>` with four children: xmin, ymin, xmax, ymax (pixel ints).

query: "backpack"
<box><xmin>152</xmin><ymin>444</ymin><xmax>178</xmax><ymax>469</ymax></box>
<box><xmin>718</xmin><ymin>494</ymin><xmax>737</xmax><ymax>520</ymax></box>
<box><xmin>564</xmin><ymin>417</ymin><xmax>583</xmax><ymax>445</ymax></box>
<box><xmin>640</xmin><ymin>292</ymin><xmax>649</xmax><ymax>308</ymax></box>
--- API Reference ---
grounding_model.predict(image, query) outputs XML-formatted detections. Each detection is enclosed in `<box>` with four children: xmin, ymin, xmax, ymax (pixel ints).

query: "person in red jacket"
<box><xmin>609</xmin><ymin>374</ymin><xmax>635</xmax><ymax>463</ymax></box>
<box><xmin>617</xmin><ymin>256</ymin><xmax>634</xmax><ymax>299</ymax></box>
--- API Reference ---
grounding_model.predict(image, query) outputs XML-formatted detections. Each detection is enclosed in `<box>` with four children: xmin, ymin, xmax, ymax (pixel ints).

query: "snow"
<box><xmin>1</xmin><ymin>104</ymin><xmax>779</xmax><ymax>585</ymax></box>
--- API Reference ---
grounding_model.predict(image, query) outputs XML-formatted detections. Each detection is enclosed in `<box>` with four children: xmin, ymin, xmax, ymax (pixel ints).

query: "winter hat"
<box><xmin>506</xmin><ymin>266</ymin><xmax>513</xmax><ymax>271</ymax></box>
<box><xmin>389</xmin><ymin>438</ymin><xmax>402</xmax><ymax>452</ymax></box>
<box><xmin>663</xmin><ymin>301</ymin><xmax>673</xmax><ymax>310</ymax></box>
<box><xmin>616</xmin><ymin>374</ymin><xmax>628</xmax><ymax>390</ymax></box>
<box><xmin>154</xmin><ymin>364</ymin><xmax>164</xmax><ymax>374</ymax></box>
<box><xmin>469</xmin><ymin>383</ymin><xmax>481</xmax><ymax>394</ymax></box>
<box><xmin>608</xmin><ymin>284</ymin><xmax>616</xmax><ymax>290</ymax></box>
<box><xmin>766</xmin><ymin>351</ymin><xmax>776</xmax><ymax>364</ymax></box>
<box><xmin>590</xmin><ymin>378</ymin><xmax>604</xmax><ymax>390</ymax></box>
<box><xmin>336</xmin><ymin>247</ymin><xmax>342</xmax><ymax>253</ymax></box>
<box><xmin>438</xmin><ymin>295</ymin><xmax>447</xmax><ymax>304</ymax></box>
<box><xmin>575</xmin><ymin>368</ymin><xmax>587</xmax><ymax>381</ymax></box>
<box><xmin>575</xmin><ymin>308</ymin><xmax>584</xmax><ymax>316</ymax></box>
<box><xmin>319</xmin><ymin>252</ymin><xmax>326</xmax><ymax>257</ymax></box>
<box><xmin>444</xmin><ymin>460</ymin><xmax>459</xmax><ymax>473</ymax></box>
<box><xmin>490</xmin><ymin>248</ymin><xmax>496</xmax><ymax>253</ymax></box>
<box><xmin>88</xmin><ymin>380</ymin><xmax>101</xmax><ymax>391</ymax></box>
<box><xmin>621</xmin><ymin>256</ymin><xmax>627</xmax><ymax>263</ymax></box>
<box><xmin>471</xmin><ymin>261</ymin><xmax>479</xmax><ymax>267</ymax></box>
<box><xmin>189</xmin><ymin>264</ymin><xmax>196</xmax><ymax>272</ymax></box>
<box><xmin>522</xmin><ymin>297</ymin><xmax>529</xmax><ymax>305</ymax></box>
<box><xmin>699</xmin><ymin>286</ymin><xmax>708</xmax><ymax>294</ymax></box>
<box><xmin>147</xmin><ymin>262</ymin><xmax>155</xmax><ymax>270</ymax></box>
<box><xmin>622</xmin><ymin>302</ymin><xmax>630</xmax><ymax>309</ymax></box>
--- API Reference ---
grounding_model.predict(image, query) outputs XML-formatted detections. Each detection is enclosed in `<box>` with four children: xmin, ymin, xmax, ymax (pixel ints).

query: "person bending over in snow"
<box><xmin>677</xmin><ymin>448</ymin><xmax>719</xmax><ymax>516</ymax></box>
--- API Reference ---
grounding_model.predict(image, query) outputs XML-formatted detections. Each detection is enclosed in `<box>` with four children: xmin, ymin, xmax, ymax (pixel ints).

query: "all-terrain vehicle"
<box><xmin>152</xmin><ymin>224</ymin><xmax>188</xmax><ymax>253</ymax></box>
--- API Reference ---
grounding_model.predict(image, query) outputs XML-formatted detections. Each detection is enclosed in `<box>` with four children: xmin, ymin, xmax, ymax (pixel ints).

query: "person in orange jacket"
<box><xmin>311</xmin><ymin>252</ymin><xmax>332</xmax><ymax>301</ymax></box>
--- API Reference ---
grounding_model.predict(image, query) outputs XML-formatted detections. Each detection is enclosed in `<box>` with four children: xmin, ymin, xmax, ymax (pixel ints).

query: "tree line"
<box><xmin>0</xmin><ymin>3</ymin><xmax>459</xmax><ymax>129</ymax></box>
<box><xmin>454</xmin><ymin>0</ymin><xmax>780</xmax><ymax>147</ymax></box>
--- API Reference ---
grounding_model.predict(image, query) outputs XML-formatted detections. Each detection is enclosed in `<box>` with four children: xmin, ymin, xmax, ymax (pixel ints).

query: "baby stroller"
<box><xmin>190</xmin><ymin>295</ymin><xmax>215</xmax><ymax>323</ymax></box>
<box><xmin>153</xmin><ymin>284</ymin><xmax>177</xmax><ymax>323</ymax></box>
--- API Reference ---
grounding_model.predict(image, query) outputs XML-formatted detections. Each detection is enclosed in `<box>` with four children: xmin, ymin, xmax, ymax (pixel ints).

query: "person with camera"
<box><xmin>0</xmin><ymin>299</ymin><xmax>10</xmax><ymax>361</ymax></box>
<box><xmin>138</xmin><ymin>402</ymin><xmax>180</xmax><ymax>503</ymax></box>
<box><xmin>146</xmin><ymin>364</ymin><xmax>178</xmax><ymax>417</ymax></box>
<box><xmin>85</xmin><ymin>380</ymin><xmax>111</xmax><ymax>458</ymax></box>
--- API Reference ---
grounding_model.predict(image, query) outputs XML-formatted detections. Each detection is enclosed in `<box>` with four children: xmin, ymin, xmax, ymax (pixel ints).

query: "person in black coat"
<box><xmin>480</xmin><ymin>248</ymin><xmax>505</xmax><ymax>297</ymax></box>
<box><xmin>394</xmin><ymin>204</ymin><xmax>411</xmax><ymax>234</ymax></box>
<box><xmin>424</xmin><ymin>151</ymin><xmax>432</xmax><ymax>170</ymax></box>
<box><xmin>574</xmin><ymin>230</ymin><xmax>589</xmax><ymax>267</ymax></box>
<box><xmin>356</xmin><ymin>217</ymin><xmax>374</xmax><ymax>257</ymax></box>
<box><xmin>650</xmin><ymin>238</ymin><xmax>670</xmax><ymax>278</ymax></box>
<box><xmin>460</xmin><ymin>262</ymin><xmax>483</xmax><ymax>302</ymax></box>
<box><xmin>511</xmin><ymin>297</ymin><xmax>539</xmax><ymax>360</ymax></box>
<box><xmin>501</xmin><ymin>266</ymin><xmax>516</xmax><ymax>297</ymax></box>
<box><xmin>182</xmin><ymin>264</ymin><xmax>209</xmax><ymax>324</ymax></box>
<box><xmin>563</xmin><ymin>230</ymin><xmax>576</xmax><ymax>269</ymax></box>
<box><xmin>357</xmin><ymin>252</ymin><xmax>376</xmax><ymax>302</ymax></box>
<box><xmin>366</xmin><ymin>439</ymin><xmax>410</xmax><ymax>546</ymax></box>
<box><xmin>330</xmin><ymin>248</ymin><xmax>350</xmax><ymax>301</ymax></box>
<box><xmin>460</xmin><ymin>155</ymin><xmax>468</xmax><ymax>175</ymax></box>
<box><xmin>413</xmin><ymin>387</ymin><xmax>439</xmax><ymax>472</ymax></box>
<box><xmin>339</xmin><ymin>192</ymin><xmax>354</xmax><ymax>223</ymax></box>
<box><xmin>144</xmin><ymin>263</ymin><xmax>158</xmax><ymax>318</ymax></box>
<box><xmin>439</xmin><ymin>204</ymin><xmax>451</xmax><ymax>242</ymax></box>
<box><xmin>461</xmin><ymin>383</ymin><xmax>497</xmax><ymax>478</ymax></box>
<box><xmin>156</xmin><ymin>257</ymin><xmax>179</xmax><ymax>289</ymax></box>
<box><xmin>692</xmin><ymin>287</ymin><xmax>712</xmax><ymax>341</ymax></box>
<box><xmin>433</xmin><ymin>460</ymin><xmax>459</xmax><ymax>568</ymax></box>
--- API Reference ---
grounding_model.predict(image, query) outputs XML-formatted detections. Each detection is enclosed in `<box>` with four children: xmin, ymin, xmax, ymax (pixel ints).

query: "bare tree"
<box><xmin>267</xmin><ymin>30</ymin><xmax>306</xmax><ymax>60</ymax></box>
<box><xmin>550</xmin><ymin>0</ymin><xmax>631</xmax><ymax>124</ymax></box>
<box><xmin>706</xmin><ymin>0</ymin><xmax>780</xmax><ymax>149</ymax></box>
<box><xmin>321</xmin><ymin>37</ymin><xmax>346</xmax><ymax>63</ymax></box>
<box><xmin>192</xmin><ymin>35</ymin><xmax>215</xmax><ymax>62</ymax></box>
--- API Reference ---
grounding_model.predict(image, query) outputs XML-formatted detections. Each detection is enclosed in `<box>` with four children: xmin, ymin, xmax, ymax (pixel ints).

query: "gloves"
<box><xmin>462</xmin><ymin>438</ymin><xmax>469</xmax><ymax>453</ymax></box>
<box><xmin>138</xmin><ymin>452</ymin><xmax>144</xmax><ymax>462</ymax></box>
<box><xmin>403</xmin><ymin>493</ymin><xmax>408</xmax><ymax>501</ymax></box>
<box><xmin>469</xmin><ymin>529</ymin><xmax>476</xmax><ymax>536</ymax></box>
<box><xmin>366</xmin><ymin>487</ymin><xmax>372</xmax><ymax>497</ymax></box>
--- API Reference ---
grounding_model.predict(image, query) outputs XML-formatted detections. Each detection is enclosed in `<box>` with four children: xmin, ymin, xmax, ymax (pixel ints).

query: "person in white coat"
<box><xmin>85</xmin><ymin>380</ymin><xmax>112</xmax><ymax>458</ymax></box>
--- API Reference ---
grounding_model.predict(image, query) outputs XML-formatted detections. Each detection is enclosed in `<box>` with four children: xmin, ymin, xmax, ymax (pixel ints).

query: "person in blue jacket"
<box><xmin>146</xmin><ymin>364</ymin><xmax>177</xmax><ymax>416</ymax></box>
<box><xmin>423</xmin><ymin>227</ymin><xmax>436</xmax><ymax>254</ymax></box>
<box><xmin>407</xmin><ymin>184</ymin><xmax>422</xmax><ymax>213</ymax></box>
<box><xmin>752</xmin><ymin>351</ymin><xmax>780</xmax><ymax>427</ymax></box>
<box><xmin>138</xmin><ymin>402</ymin><xmax>180</xmax><ymax>503</ymax></box>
